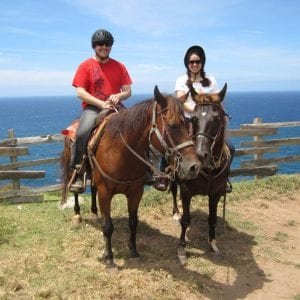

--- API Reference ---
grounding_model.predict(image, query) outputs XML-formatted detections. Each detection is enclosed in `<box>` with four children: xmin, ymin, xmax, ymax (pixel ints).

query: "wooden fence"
<box><xmin>0</xmin><ymin>118</ymin><xmax>300</xmax><ymax>203</ymax></box>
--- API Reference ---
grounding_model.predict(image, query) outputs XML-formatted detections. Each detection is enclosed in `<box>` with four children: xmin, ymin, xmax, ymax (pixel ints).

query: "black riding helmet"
<box><xmin>184</xmin><ymin>45</ymin><xmax>206</xmax><ymax>69</ymax></box>
<box><xmin>91</xmin><ymin>29</ymin><xmax>114</xmax><ymax>48</ymax></box>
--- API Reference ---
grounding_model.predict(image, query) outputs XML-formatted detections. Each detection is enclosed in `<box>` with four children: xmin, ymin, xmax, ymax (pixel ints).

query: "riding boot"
<box><xmin>154</xmin><ymin>156</ymin><xmax>169</xmax><ymax>191</ymax></box>
<box><xmin>154</xmin><ymin>177</ymin><xmax>169</xmax><ymax>191</ymax></box>
<box><xmin>226</xmin><ymin>179</ymin><xmax>232</xmax><ymax>193</ymax></box>
<box><xmin>70</xmin><ymin>158</ymin><xmax>86</xmax><ymax>194</ymax></box>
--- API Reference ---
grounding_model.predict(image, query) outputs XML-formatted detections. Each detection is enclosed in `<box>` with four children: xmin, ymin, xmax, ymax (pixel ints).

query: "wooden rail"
<box><xmin>0</xmin><ymin>118</ymin><xmax>300</xmax><ymax>203</ymax></box>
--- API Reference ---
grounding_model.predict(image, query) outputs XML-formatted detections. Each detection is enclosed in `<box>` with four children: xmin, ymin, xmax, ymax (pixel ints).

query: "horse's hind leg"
<box><xmin>72</xmin><ymin>193</ymin><xmax>82</xmax><ymax>226</ymax></box>
<box><xmin>89</xmin><ymin>184</ymin><xmax>99</xmax><ymax>224</ymax></box>
<box><xmin>208</xmin><ymin>195</ymin><xmax>221</xmax><ymax>254</ymax></box>
<box><xmin>178</xmin><ymin>193</ymin><xmax>192</xmax><ymax>265</ymax></box>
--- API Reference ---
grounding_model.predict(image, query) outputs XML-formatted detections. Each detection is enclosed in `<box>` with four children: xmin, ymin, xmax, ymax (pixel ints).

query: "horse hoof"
<box><xmin>178</xmin><ymin>246</ymin><xmax>187</xmax><ymax>265</ymax></box>
<box><xmin>129</xmin><ymin>255</ymin><xmax>141</xmax><ymax>262</ymax></box>
<box><xmin>209</xmin><ymin>239</ymin><xmax>220</xmax><ymax>254</ymax></box>
<box><xmin>173</xmin><ymin>213</ymin><xmax>181</xmax><ymax>222</ymax></box>
<box><xmin>105</xmin><ymin>261</ymin><xmax>118</xmax><ymax>273</ymax></box>
<box><xmin>89</xmin><ymin>213</ymin><xmax>100</xmax><ymax>225</ymax></box>
<box><xmin>129</xmin><ymin>251</ymin><xmax>141</xmax><ymax>260</ymax></box>
<box><xmin>71</xmin><ymin>214</ymin><xmax>82</xmax><ymax>226</ymax></box>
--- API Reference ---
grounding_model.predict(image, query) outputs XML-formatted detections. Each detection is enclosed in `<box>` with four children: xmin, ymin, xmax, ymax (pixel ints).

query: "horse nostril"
<box><xmin>190</xmin><ymin>163</ymin><xmax>200</xmax><ymax>174</ymax></box>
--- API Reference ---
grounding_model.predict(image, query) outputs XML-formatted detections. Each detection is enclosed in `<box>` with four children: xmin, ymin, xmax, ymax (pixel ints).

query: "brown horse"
<box><xmin>170</xmin><ymin>83</ymin><xmax>233</xmax><ymax>264</ymax></box>
<box><xmin>61</xmin><ymin>86</ymin><xmax>200</xmax><ymax>268</ymax></box>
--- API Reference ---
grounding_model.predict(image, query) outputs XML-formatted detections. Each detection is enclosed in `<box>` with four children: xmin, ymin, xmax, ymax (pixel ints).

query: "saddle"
<box><xmin>61</xmin><ymin>109</ymin><xmax>115</xmax><ymax>151</ymax></box>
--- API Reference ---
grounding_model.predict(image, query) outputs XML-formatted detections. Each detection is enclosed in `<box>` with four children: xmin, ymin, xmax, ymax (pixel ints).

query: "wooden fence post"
<box><xmin>8</xmin><ymin>129</ymin><xmax>20</xmax><ymax>190</ymax></box>
<box><xmin>253</xmin><ymin>118</ymin><xmax>263</xmax><ymax>179</ymax></box>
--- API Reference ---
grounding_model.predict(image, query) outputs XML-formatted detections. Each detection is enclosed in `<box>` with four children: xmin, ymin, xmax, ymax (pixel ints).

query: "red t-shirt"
<box><xmin>72</xmin><ymin>57</ymin><xmax>132</xmax><ymax>108</ymax></box>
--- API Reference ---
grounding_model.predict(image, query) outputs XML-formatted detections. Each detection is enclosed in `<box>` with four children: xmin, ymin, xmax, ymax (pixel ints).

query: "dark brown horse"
<box><xmin>61</xmin><ymin>86</ymin><xmax>201</xmax><ymax>268</ymax></box>
<box><xmin>170</xmin><ymin>83</ymin><xmax>232</xmax><ymax>264</ymax></box>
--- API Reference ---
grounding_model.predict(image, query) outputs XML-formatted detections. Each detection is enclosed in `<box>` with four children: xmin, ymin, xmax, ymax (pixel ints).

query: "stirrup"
<box><xmin>70</xmin><ymin>172</ymin><xmax>86</xmax><ymax>193</ymax></box>
<box><xmin>69</xmin><ymin>162</ymin><xmax>87</xmax><ymax>193</ymax></box>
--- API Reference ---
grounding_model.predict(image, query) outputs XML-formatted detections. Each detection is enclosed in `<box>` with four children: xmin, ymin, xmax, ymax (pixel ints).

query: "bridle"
<box><xmin>194</xmin><ymin>103</ymin><xmax>230</xmax><ymax>170</ymax></box>
<box><xmin>148</xmin><ymin>101</ymin><xmax>194</xmax><ymax>178</ymax></box>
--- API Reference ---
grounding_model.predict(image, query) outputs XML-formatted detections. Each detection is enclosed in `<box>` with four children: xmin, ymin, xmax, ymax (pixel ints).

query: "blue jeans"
<box><xmin>70</xmin><ymin>105</ymin><xmax>101</xmax><ymax>169</ymax></box>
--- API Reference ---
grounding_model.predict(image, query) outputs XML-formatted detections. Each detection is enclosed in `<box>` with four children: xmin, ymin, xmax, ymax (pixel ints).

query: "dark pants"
<box><xmin>226</xmin><ymin>138</ymin><xmax>235</xmax><ymax>165</ymax></box>
<box><xmin>70</xmin><ymin>105</ymin><xmax>101</xmax><ymax>169</ymax></box>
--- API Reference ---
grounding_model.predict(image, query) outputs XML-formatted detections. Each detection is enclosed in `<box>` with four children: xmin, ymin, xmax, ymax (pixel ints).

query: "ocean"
<box><xmin>0</xmin><ymin>91</ymin><xmax>300</xmax><ymax>187</ymax></box>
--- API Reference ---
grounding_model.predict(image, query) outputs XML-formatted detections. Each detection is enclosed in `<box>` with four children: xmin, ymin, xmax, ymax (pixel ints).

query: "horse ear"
<box><xmin>218</xmin><ymin>83</ymin><xmax>227</xmax><ymax>102</ymax></box>
<box><xmin>154</xmin><ymin>85</ymin><xmax>167</xmax><ymax>108</ymax></box>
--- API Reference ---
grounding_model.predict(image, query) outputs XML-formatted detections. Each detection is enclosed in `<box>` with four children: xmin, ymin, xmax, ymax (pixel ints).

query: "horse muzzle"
<box><xmin>176</xmin><ymin>155</ymin><xmax>201</xmax><ymax>180</ymax></box>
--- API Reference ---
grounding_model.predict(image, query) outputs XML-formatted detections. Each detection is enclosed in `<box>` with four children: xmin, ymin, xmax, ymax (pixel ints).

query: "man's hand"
<box><xmin>108</xmin><ymin>94</ymin><xmax>121</xmax><ymax>105</ymax></box>
<box><xmin>102</xmin><ymin>101</ymin><xmax>115</xmax><ymax>110</ymax></box>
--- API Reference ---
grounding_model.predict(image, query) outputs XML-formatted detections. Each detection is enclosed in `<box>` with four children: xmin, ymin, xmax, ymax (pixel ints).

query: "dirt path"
<box><xmin>175</xmin><ymin>192</ymin><xmax>300</xmax><ymax>299</ymax></box>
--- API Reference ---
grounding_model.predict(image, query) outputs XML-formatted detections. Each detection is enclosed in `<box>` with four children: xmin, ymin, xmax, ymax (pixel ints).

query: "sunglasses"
<box><xmin>95</xmin><ymin>42</ymin><xmax>112</xmax><ymax>47</ymax></box>
<box><xmin>189</xmin><ymin>60</ymin><xmax>201</xmax><ymax>65</ymax></box>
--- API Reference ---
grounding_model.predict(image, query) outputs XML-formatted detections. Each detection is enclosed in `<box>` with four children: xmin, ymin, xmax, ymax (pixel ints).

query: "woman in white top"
<box><xmin>154</xmin><ymin>45</ymin><xmax>234</xmax><ymax>191</ymax></box>
<box><xmin>175</xmin><ymin>45</ymin><xmax>219</xmax><ymax>118</ymax></box>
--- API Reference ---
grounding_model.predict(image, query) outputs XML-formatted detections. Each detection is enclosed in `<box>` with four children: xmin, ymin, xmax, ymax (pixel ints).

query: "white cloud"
<box><xmin>67</xmin><ymin>0</ymin><xmax>243</xmax><ymax>36</ymax></box>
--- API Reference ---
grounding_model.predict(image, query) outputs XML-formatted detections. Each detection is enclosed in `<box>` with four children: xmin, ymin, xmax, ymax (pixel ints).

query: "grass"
<box><xmin>0</xmin><ymin>174</ymin><xmax>299</xmax><ymax>299</ymax></box>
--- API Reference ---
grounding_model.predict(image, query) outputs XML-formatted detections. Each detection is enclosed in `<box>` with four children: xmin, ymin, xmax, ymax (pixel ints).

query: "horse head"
<box><xmin>152</xmin><ymin>85</ymin><xmax>200</xmax><ymax>180</ymax></box>
<box><xmin>191</xmin><ymin>84</ymin><xmax>228</xmax><ymax>169</ymax></box>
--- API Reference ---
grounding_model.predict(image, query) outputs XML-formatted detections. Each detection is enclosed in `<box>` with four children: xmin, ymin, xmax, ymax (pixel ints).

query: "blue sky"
<box><xmin>0</xmin><ymin>0</ymin><xmax>300</xmax><ymax>97</ymax></box>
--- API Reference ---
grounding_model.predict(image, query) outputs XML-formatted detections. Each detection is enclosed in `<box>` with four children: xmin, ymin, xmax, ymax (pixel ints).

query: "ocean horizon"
<box><xmin>0</xmin><ymin>91</ymin><xmax>300</xmax><ymax>187</ymax></box>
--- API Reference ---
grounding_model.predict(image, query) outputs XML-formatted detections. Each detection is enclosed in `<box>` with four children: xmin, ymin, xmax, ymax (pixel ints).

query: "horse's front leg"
<box><xmin>98</xmin><ymin>189</ymin><xmax>115</xmax><ymax>268</ymax></box>
<box><xmin>170</xmin><ymin>181</ymin><xmax>180</xmax><ymax>220</ymax></box>
<box><xmin>208</xmin><ymin>194</ymin><xmax>221</xmax><ymax>254</ymax></box>
<box><xmin>178</xmin><ymin>192</ymin><xmax>192</xmax><ymax>265</ymax></box>
<box><xmin>127</xmin><ymin>189</ymin><xmax>143</xmax><ymax>259</ymax></box>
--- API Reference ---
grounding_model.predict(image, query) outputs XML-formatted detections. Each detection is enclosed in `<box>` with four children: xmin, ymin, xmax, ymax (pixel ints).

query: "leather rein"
<box><xmin>88</xmin><ymin>100</ymin><xmax>194</xmax><ymax>184</ymax></box>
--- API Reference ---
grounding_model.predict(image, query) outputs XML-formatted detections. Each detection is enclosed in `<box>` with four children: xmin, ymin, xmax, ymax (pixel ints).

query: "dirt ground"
<box><xmin>1</xmin><ymin>180</ymin><xmax>299</xmax><ymax>299</ymax></box>
<box><xmin>175</xmin><ymin>191</ymin><xmax>300</xmax><ymax>300</ymax></box>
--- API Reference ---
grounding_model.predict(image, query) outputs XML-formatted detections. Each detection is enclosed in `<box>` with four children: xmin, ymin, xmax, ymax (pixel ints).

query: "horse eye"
<box><xmin>168</xmin><ymin>123</ymin><xmax>178</xmax><ymax>129</ymax></box>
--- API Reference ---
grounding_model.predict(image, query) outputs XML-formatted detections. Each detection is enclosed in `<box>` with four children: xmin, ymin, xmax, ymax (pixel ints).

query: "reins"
<box><xmin>89</xmin><ymin>100</ymin><xmax>194</xmax><ymax>184</ymax></box>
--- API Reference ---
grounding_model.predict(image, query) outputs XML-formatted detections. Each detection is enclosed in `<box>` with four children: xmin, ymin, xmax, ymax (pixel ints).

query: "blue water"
<box><xmin>0</xmin><ymin>91</ymin><xmax>300</xmax><ymax>187</ymax></box>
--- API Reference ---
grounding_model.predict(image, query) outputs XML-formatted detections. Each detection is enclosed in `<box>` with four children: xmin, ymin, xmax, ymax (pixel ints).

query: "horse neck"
<box><xmin>119</xmin><ymin>102</ymin><xmax>154</xmax><ymax>150</ymax></box>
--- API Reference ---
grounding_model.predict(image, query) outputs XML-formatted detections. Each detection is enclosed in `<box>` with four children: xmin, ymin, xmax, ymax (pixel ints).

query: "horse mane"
<box><xmin>105</xmin><ymin>99</ymin><xmax>153</xmax><ymax>139</ymax></box>
<box><xmin>105</xmin><ymin>95</ymin><xmax>184</xmax><ymax>139</ymax></box>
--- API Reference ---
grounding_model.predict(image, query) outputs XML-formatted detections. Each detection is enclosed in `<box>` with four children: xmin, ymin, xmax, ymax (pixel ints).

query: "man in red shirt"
<box><xmin>70</xmin><ymin>29</ymin><xmax>132</xmax><ymax>193</ymax></box>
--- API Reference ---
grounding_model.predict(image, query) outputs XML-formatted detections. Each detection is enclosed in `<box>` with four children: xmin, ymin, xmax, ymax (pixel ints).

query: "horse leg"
<box><xmin>127</xmin><ymin>190</ymin><xmax>143</xmax><ymax>259</ymax></box>
<box><xmin>72</xmin><ymin>192</ymin><xmax>82</xmax><ymax>226</ymax></box>
<box><xmin>208</xmin><ymin>195</ymin><xmax>221</xmax><ymax>254</ymax></box>
<box><xmin>178</xmin><ymin>193</ymin><xmax>192</xmax><ymax>265</ymax></box>
<box><xmin>170</xmin><ymin>181</ymin><xmax>180</xmax><ymax>221</ymax></box>
<box><xmin>89</xmin><ymin>184</ymin><xmax>99</xmax><ymax>224</ymax></box>
<box><xmin>97</xmin><ymin>189</ymin><xmax>115</xmax><ymax>268</ymax></box>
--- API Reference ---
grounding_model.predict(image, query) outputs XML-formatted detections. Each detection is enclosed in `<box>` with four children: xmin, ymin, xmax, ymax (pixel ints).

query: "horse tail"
<box><xmin>60</xmin><ymin>136</ymin><xmax>72</xmax><ymax>204</ymax></box>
